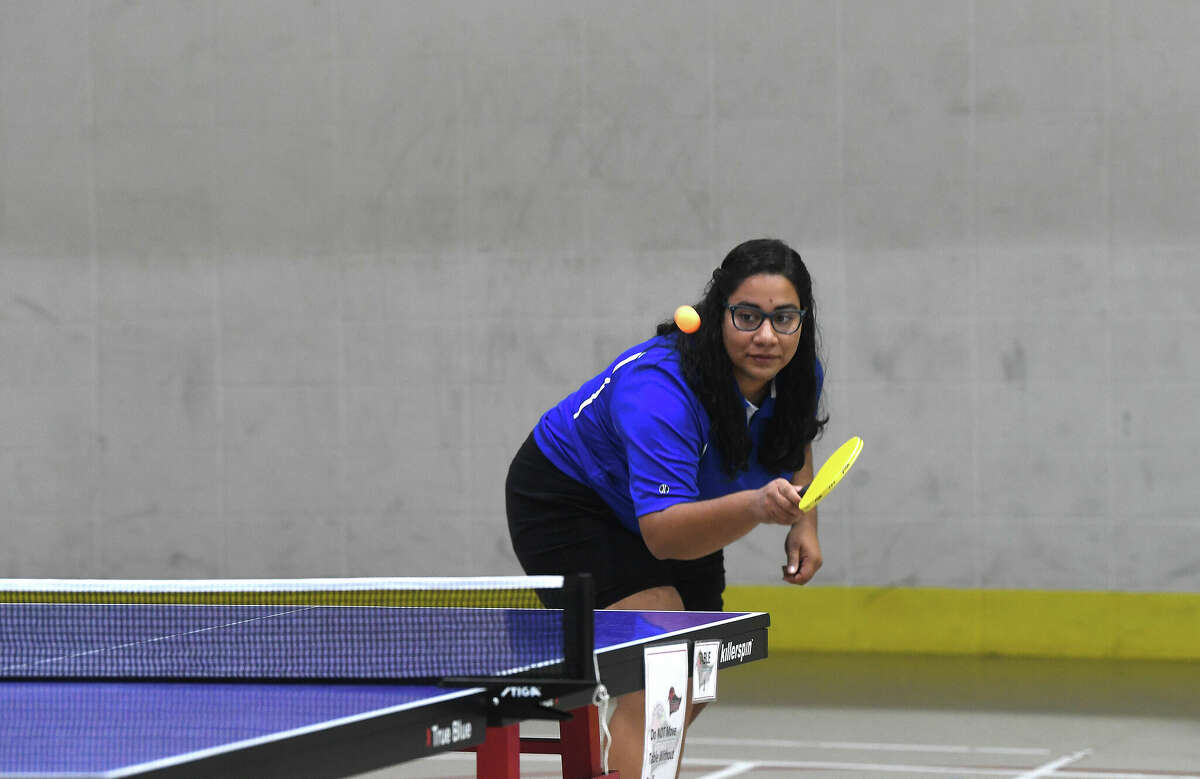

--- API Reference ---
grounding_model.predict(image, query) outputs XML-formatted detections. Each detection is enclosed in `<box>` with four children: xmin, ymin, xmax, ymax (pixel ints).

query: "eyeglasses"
<box><xmin>727</xmin><ymin>304</ymin><xmax>806</xmax><ymax>335</ymax></box>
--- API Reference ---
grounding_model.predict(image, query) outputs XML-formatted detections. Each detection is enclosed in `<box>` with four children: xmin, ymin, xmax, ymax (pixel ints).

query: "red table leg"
<box><xmin>474</xmin><ymin>721</ymin><xmax>520</xmax><ymax>778</ymax></box>
<box><xmin>559</xmin><ymin>704</ymin><xmax>611</xmax><ymax>778</ymax></box>
<box><xmin>468</xmin><ymin>704</ymin><xmax>619</xmax><ymax>777</ymax></box>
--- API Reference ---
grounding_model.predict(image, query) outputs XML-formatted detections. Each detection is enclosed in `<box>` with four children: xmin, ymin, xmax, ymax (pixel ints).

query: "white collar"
<box><xmin>743</xmin><ymin>381</ymin><xmax>776</xmax><ymax>423</ymax></box>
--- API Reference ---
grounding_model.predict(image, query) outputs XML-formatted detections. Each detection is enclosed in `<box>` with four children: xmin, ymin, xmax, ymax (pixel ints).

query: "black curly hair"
<box><xmin>656</xmin><ymin>238</ymin><xmax>827</xmax><ymax>476</ymax></box>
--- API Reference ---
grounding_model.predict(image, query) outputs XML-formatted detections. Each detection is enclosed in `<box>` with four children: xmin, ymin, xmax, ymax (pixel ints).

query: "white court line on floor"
<box><xmin>688</xmin><ymin>735</ymin><xmax>1051</xmax><ymax>755</ymax></box>
<box><xmin>1055</xmin><ymin>773</ymin><xmax>1200</xmax><ymax>779</ymax></box>
<box><xmin>687</xmin><ymin>757</ymin><xmax>1022</xmax><ymax>775</ymax></box>
<box><xmin>694</xmin><ymin>761</ymin><xmax>759</xmax><ymax>779</ymax></box>
<box><xmin>687</xmin><ymin>756</ymin><xmax>1200</xmax><ymax>779</ymax></box>
<box><xmin>1014</xmin><ymin>749</ymin><xmax>1092</xmax><ymax>779</ymax></box>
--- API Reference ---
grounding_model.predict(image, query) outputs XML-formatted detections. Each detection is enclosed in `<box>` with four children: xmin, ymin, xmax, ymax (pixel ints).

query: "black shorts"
<box><xmin>505</xmin><ymin>432</ymin><xmax>725</xmax><ymax>611</ymax></box>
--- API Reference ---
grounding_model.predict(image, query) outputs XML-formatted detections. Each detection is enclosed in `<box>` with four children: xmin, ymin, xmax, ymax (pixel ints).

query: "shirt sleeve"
<box><xmin>608</xmin><ymin>362</ymin><xmax>705</xmax><ymax>523</ymax></box>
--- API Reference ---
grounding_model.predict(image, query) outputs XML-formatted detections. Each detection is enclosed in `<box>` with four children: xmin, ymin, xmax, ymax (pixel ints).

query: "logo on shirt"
<box><xmin>658</xmin><ymin>483</ymin><xmax>670</xmax><ymax>494</ymax></box>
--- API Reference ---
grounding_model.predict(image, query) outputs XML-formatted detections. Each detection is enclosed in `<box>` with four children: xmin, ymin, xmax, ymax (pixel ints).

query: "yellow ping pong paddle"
<box><xmin>797</xmin><ymin>436</ymin><xmax>863</xmax><ymax>512</ymax></box>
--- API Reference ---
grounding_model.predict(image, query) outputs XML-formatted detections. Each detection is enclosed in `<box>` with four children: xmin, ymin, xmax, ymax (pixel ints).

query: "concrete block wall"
<box><xmin>1</xmin><ymin>1</ymin><xmax>1197</xmax><ymax>592</ymax></box>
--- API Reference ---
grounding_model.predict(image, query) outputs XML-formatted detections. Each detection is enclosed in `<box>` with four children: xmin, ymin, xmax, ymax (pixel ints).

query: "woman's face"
<box><xmin>721</xmin><ymin>273</ymin><xmax>804</xmax><ymax>403</ymax></box>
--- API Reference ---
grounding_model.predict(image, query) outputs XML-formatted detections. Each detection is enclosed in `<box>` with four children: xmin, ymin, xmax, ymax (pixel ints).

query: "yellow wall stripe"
<box><xmin>724</xmin><ymin>585</ymin><xmax>1200</xmax><ymax>661</ymax></box>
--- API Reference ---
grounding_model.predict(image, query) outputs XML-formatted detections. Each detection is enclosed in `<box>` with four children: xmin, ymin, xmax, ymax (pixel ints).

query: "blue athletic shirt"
<box><xmin>533</xmin><ymin>334</ymin><xmax>823</xmax><ymax>535</ymax></box>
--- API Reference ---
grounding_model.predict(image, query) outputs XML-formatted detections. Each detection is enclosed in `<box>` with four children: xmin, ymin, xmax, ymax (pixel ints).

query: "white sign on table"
<box><xmin>641</xmin><ymin>642</ymin><xmax>688</xmax><ymax>779</ymax></box>
<box><xmin>692</xmin><ymin>639</ymin><xmax>720</xmax><ymax>703</ymax></box>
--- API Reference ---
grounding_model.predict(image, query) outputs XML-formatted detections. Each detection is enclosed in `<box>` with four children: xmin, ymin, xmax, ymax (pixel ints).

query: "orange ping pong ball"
<box><xmin>674</xmin><ymin>305</ymin><xmax>701</xmax><ymax>334</ymax></box>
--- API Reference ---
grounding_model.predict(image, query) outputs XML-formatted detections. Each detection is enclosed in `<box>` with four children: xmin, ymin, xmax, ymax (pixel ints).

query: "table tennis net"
<box><xmin>0</xmin><ymin>576</ymin><xmax>593</xmax><ymax>683</ymax></box>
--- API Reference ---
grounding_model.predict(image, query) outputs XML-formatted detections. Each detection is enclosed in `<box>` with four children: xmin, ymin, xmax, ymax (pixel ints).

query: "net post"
<box><xmin>561</xmin><ymin>574</ymin><xmax>595</xmax><ymax>683</ymax></box>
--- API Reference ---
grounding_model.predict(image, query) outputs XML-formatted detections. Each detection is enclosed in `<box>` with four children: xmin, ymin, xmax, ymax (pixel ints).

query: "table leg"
<box><xmin>559</xmin><ymin>704</ymin><xmax>619</xmax><ymax>778</ymax></box>
<box><xmin>474</xmin><ymin>721</ymin><xmax>520</xmax><ymax>778</ymax></box>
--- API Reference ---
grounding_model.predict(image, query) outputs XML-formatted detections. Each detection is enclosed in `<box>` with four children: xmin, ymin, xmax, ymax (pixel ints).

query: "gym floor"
<box><xmin>369</xmin><ymin>651</ymin><xmax>1200</xmax><ymax>777</ymax></box>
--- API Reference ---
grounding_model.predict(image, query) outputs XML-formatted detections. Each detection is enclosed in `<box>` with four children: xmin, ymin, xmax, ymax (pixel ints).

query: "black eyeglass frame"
<box><xmin>726</xmin><ymin>304</ymin><xmax>807</xmax><ymax>335</ymax></box>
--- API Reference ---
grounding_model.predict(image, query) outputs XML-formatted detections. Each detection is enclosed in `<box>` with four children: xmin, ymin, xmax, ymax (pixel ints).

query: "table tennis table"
<box><xmin>0</xmin><ymin>607</ymin><xmax>769</xmax><ymax>778</ymax></box>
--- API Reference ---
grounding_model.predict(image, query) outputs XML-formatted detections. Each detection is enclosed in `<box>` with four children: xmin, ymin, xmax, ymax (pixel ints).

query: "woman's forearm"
<box><xmin>638</xmin><ymin>477</ymin><xmax>804</xmax><ymax>560</ymax></box>
<box><xmin>638</xmin><ymin>492</ymin><xmax>761</xmax><ymax>560</ymax></box>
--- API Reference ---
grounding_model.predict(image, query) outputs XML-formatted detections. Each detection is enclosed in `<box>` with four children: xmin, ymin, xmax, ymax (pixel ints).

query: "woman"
<box><xmin>506</xmin><ymin>238</ymin><xmax>827</xmax><ymax>775</ymax></box>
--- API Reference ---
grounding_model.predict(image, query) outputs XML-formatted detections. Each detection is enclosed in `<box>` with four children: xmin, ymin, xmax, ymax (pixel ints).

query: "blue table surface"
<box><xmin>0</xmin><ymin>609</ymin><xmax>753</xmax><ymax>775</ymax></box>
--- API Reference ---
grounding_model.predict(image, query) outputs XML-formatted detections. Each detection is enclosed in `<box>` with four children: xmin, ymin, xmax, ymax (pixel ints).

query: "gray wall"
<box><xmin>1</xmin><ymin>1</ymin><xmax>1197</xmax><ymax>592</ymax></box>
